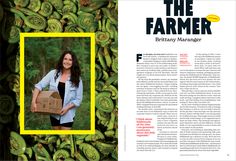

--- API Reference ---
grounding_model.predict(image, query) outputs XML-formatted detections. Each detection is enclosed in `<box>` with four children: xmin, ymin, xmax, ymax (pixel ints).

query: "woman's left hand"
<box><xmin>60</xmin><ymin>108</ymin><xmax>69</xmax><ymax>115</ymax></box>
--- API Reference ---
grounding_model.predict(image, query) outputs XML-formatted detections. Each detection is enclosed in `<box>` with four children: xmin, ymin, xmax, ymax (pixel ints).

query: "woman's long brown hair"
<box><xmin>54</xmin><ymin>51</ymin><xmax>81</xmax><ymax>87</ymax></box>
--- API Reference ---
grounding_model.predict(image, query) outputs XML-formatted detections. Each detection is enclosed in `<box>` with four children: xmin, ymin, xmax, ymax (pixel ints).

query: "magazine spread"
<box><xmin>119</xmin><ymin>0</ymin><xmax>236</xmax><ymax>160</ymax></box>
<box><xmin>1</xmin><ymin>0</ymin><xmax>236</xmax><ymax>160</ymax></box>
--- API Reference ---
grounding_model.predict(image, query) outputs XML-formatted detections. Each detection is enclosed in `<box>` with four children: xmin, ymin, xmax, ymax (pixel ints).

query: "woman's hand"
<box><xmin>60</xmin><ymin>107</ymin><xmax>69</xmax><ymax>115</ymax></box>
<box><xmin>31</xmin><ymin>88</ymin><xmax>40</xmax><ymax>112</ymax></box>
<box><xmin>31</xmin><ymin>102</ymin><xmax>37</xmax><ymax>112</ymax></box>
<box><xmin>60</xmin><ymin>103</ymin><xmax>75</xmax><ymax>115</ymax></box>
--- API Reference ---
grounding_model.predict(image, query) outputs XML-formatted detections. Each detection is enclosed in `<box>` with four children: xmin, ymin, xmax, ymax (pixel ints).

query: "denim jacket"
<box><xmin>35</xmin><ymin>69</ymin><xmax>83</xmax><ymax>124</ymax></box>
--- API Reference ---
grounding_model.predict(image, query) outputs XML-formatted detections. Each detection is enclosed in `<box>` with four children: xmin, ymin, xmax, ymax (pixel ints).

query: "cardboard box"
<box><xmin>33</xmin><ymin>91</ymin><xmax>62</xmax><ymax>115</ymax></box>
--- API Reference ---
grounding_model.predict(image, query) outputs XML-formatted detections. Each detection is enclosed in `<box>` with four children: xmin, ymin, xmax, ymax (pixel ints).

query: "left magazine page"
<box><xmin>0</xmin><ymin>0</ymin><xmax>118</xmax><ymax>160</ymax></box>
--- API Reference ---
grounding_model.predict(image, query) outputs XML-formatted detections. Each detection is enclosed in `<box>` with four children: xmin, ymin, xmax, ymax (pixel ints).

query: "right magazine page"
<box><xmin>119</xmin><ymin>0</ymin><xmax>236</xmax><ymax>160</ymax></box>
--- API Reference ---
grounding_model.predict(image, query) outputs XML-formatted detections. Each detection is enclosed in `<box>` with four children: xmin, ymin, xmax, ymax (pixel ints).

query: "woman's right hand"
<box><xmin>31</xmin><ymin>88</ymin><xmax>40</xmax><ymax>112</ymax></box>
<box><xmin>31</xmin><ymin>102</ymin><xmax>37</xmax><ymax>112</ymax></box>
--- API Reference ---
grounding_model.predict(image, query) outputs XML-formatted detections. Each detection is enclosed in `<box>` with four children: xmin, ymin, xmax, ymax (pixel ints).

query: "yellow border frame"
<box><xmin>20</xmin><ymin>33</ymin><xmax>95</xmax><ymax>135</ymax></box>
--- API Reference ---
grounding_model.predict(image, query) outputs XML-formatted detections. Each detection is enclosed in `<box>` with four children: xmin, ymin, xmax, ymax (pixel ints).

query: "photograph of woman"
<box><xmin>31</xmin><ymin>51</ymin><xmax>83</xmax><ymax>130</ymax></box>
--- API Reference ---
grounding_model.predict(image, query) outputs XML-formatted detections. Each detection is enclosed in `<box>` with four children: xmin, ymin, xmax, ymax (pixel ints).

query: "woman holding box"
<box><xmin>31</xmin><ymin>51</ymin><xmax>83</xmax><ymax>130</ymax></box>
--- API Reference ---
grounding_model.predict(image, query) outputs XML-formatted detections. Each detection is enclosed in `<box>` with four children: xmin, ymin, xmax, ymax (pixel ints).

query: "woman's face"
<box><xmin>63</xmin><ymin>53</ymin><xmax>73</xmax><ymax>70</ymax></box>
